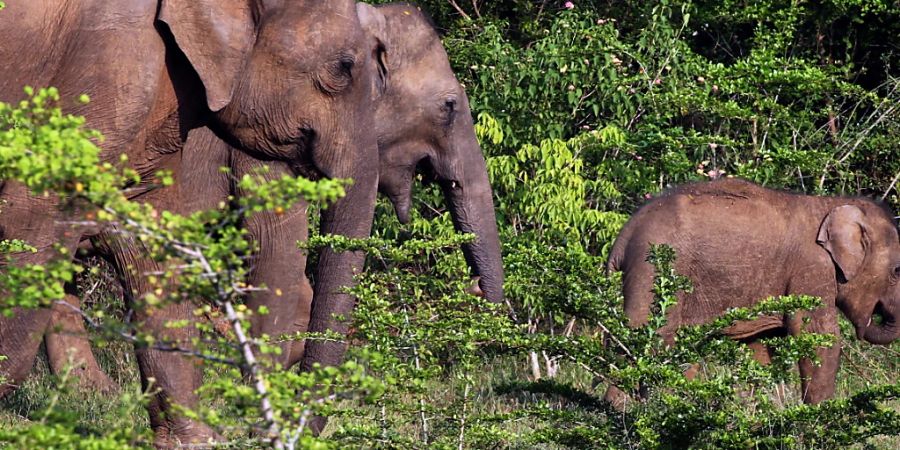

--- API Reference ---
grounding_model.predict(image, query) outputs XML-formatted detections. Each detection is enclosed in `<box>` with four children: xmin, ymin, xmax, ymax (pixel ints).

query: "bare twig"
<box><xmin>193</xmin><ymin>249</ymin><xmax>283</xmax><ymax>449</ymax></box>
<box><xmin>447</xmin><ymin>0</ymin><xmax>472</xmax><ymax>21</ymax></box>
<box><xmin>819</xmin><ymin>81</ymin><xmax>900</xmax><ymax>190</ymax></box>
<box><xmin>535</xmin><ymin>0</ymin><xmax>550</xmax><ymax>22</ymax></box>
<box><xmin>541</xmin><ymin>351</ymin><xmax>558</xmax><ymax>378</ymax></box>
<box><xmin>404</xmin><ymin>307</ymin><xmax>429</xmax><ymax>444</ymax></box>
<box><xmin>457</xmin><ymin>383</ymin><xmax>470</xmax><ymax>450</ymax></box>
<box><xmin>882</xmin><ymin>170</ymin><xmax>900</xmax><ymax>201</ymax></box>
<box><xmin>529</xmin><ymin>350</ymin><xmax>542</xmax><ymax>380</ymax></box>
<box><xmin>595</xmin><ymin>321</ymin><xmax>633</xmax><ymax>361</ymax></box>
<box><xmin>527</xmin><ymin>319</ymin><xmax>542</xmax><ymax>380</ymax></box>
<box><xmin>563</xmin><ymin>317</ymin><xmax>576</xmax><ymax>337</ymax></box>
<box><xmin>837</xmin><ymin>103</ymin><xmax>898</xmax><ymax>165</ymax></box>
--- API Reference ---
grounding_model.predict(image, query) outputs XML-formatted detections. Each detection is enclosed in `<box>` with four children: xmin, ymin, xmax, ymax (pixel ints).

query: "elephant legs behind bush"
<box><xmin>94</xmin><ymin>228</ymin><xmax>220</xmax><ymax>447</ymax></box>
<box><xmin>0</xmin><ymin>309</ymin><xmax>53</xmax><ymax>397</ymax></box>
<box><xmin>788</xmin><ymin>307</ymin><xmax>841</xmax><ymax>403</ymax></box>
<box><xmin>44</xmin><ymin>292</ymin><xmax>118</xmax><ymax>393</ymax></box>
<box><xmin>0</xmin><ymin>182</ymin><xmax>93</xmax><ymax>398</ymax></box>
<box><xmin>601</xmin><ymin>310</ymin><xmax>839</xmax><ymax>409</ymax></box>
<box><xmin>230</xmin><ymin>151</ymin><xmax>314</xmax><ymax>369</ymax></box>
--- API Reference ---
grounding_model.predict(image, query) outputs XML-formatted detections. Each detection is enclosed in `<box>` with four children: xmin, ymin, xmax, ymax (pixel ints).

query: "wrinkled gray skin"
<box><xmin>38</xmin><ymin>1</ymin><xmax>506</xmax><ymax>436</ymax></box>
<box><xmin>606</xmin><ymin>178</ymin><xmax>900</xmax><ymax>406</ymax></box>
<box><xmin>0</xmin><ymin>1</ymin><xmax>380</xmax><ymax>447</ymax></box>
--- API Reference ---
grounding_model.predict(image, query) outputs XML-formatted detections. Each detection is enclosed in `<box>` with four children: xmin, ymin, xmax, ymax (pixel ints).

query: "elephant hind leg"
<box><xmin>45</xmin><ymin>292</ymin><xmax>118</xmax><ymax>394</ymax></box>
<box><xmin>603</xmin><ymin>240</ymin><xmax>662</xmax><ymax>411</ymax></box>
<box><xmin>0</xmin><ymin>184</ymin><xmax>87</xmax><ymax>398</ymax></box>
<box><xmin>603</xmin><ymin>385</ymin><xmax>629</xmax><ymax>411</ymax></box>
<box><xmin>96</xmin><ymin>229</ymin><xmax>220</xmax><ymax>446</ymax></box>
<box><xmin>0</xmin><ymin>308</ymin><xmax>53</xmax><ymax>398</ymax></box>
<box><xmin>745</xmin><ymin>340</ymin><xmax>773</xmax><ymax>365</ymax></box>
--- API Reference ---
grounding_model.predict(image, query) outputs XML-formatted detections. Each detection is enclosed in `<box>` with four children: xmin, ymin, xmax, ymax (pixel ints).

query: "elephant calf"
<box><xmin>607</xmin><ymin>178</ymin><xmax>899</xmax><ymax>403</ymax></box>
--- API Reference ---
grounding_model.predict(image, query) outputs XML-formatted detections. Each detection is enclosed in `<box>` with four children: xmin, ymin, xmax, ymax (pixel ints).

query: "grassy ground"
<box><xmin>0</xmin><ymin>263</ymin><xmax>897</xmax><ymax>449</ymax></box>
<box><xmin>0</xmin><ymin>332</ymin><xmax>897</xmax><ymax>448</ymax></box>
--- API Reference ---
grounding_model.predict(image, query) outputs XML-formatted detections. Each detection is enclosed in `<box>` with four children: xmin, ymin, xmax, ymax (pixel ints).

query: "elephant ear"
<box><xmin>158</xmin><ymin>0</ymin><xmax>257</xmax><ymax>112</ymax></box>
<box><xmin>817</xmin><ymin>205</ymin><xmax>869</xmax><ymax>282</ymax></box>
<box><xmin>357</xmin><ymin>3</ymin><xmax>389</xmax><ymax>95</ymax></box>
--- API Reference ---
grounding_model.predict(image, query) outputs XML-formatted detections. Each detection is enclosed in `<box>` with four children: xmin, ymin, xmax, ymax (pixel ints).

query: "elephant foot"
<box><xmin>154</xmin><ymin>420</ymin><xmax>222</xmax><ymax>449</ymax></box>
<box><xmin>70</xmin><ymin>365</ymin><xmax>119</xmax><ymax>394</ymax></box>
<box><xmin>47</xmin><ymin>354</ymin><xmax>119</xmax><ymax>395</ymax></box>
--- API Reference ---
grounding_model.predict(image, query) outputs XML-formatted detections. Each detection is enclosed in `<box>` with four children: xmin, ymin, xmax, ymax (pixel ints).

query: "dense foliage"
<box><xmin>1</xmin><ymin>1</ymin><xmax>899</xmax><ymax>449</ymax></box>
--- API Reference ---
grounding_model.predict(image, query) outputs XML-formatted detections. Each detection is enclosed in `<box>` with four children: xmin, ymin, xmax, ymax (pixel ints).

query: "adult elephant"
<box><xmin>606</xmin><ymin>178</ymin><xmax>900</xmax><ymax>405</ymax></box>
<box><xmin>0</xmin><ymin>0</ymin><xmax>382</xmax><ymax>446</ymax></box>
<box><xmin>183</xmin><ymin>2</ymin><xmax>506</xmax><ymax>375</ymax></box>
<box><xmin>38</xmin><ymin>3</ymin><xmax>505</xmax><ymax>434</ymax></box>
<box><xmin>293</xmin><ymin>3</ymin><xmax>506</xmax><ymax>376</ymax></box>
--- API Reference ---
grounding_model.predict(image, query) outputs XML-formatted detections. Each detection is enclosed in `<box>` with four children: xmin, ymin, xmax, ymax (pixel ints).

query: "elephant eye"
<box><xmin>441</xmin><ymin>97</ymin><xmax>457</xmax><ymax>127</ymax></box>
<box><xmin>337</xmin><ymin>56</ymin><xmax>355</xmax><ymax>76</ymax></box>
<box><xmin>893</xmin><ymin>264</ymin><xmax>900</xmax><ymax>278</ymax></box>
<box><xmin>317</xmin><ymin>56</ymin><xmax>356</xmax><ymax>94</ymax></box>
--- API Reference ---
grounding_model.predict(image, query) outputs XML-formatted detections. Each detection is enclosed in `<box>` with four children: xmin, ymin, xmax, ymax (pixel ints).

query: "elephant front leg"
<box><xmin>242</xmin><ymin>197</ymin><xmax>312</xmax><ymax>369</ymax></box>
<box><xmin>788</xmin><ymin>306</ymin><xmax>841</xmax><ymax>404</ymax></box>
<box><xmin>232</xmin><ymin>154</ymin><xmax>313</xmax><ymax>369</ymax></box>
<box><xmin>97</xmin><ymin>231</ymin><xmax>219</xmax><ymax>447</ymax></box>
<box><xmin>135</xmin><ymin>302</ymin><xmax>215</xmax><ymax>448</ymax></box>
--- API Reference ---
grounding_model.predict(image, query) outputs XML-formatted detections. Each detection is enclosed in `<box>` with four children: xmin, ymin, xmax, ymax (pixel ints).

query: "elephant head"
<box><xmin>817</xmin><ymin>203</ymin><xmax>900</xmax><ymax>345</ymax></box>
<box><xmin>159</xmin><ymin>0</ymin><xmax>379</xmax><ymax>177</ymax></box>
<box><xmin>358</xmin><ymin>3</ymin><xmax>505</xmax><ymax>303</ymax></box>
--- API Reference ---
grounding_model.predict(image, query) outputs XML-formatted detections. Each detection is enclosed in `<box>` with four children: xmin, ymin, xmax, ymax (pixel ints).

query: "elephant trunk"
<box><xmin>862</xmin><ymin>300</ymin><xmax>900</xmax><ymax>345</ymax></box>
<box><xmin>441</xmin><ymin>123</ymin><xmax>504</xmax><ymax>303</ymax></box>
<box><xmin>300</xmin><ymin>144</ymin><xmax>379</xmax><ymax>372</ymax></box>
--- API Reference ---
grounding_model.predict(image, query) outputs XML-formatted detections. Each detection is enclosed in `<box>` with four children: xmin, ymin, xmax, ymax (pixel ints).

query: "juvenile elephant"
<box><xmin>0</xmin><ymin>1</ymin><xmax>382</xmax><ymax>446</ymax></box>
<box><xmin>606</xmin><ymin>178</ymin><xmax>900</xmax><ymax>404</ymax></box>
<box><xmin>38</xmin><ymin>3</ymin><xmax>505</xmax><ymax>434</ymax></box>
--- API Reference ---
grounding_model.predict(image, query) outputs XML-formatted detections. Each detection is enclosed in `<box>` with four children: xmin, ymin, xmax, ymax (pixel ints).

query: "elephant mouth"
<box><xmin>287</xmin><ymin>128</ymin><xmax>324</xmax><ymax>180</ymax></box>
<box><xmin>290</xmin><ymin>158</ymin><xmax>323</xmax><ymax>181</ymax></box>
<box><xmin>415</xmin><ymin>157</ymin><xmax>439</xmax><ymax>184</ymax></box>
<box><xmin>860</xmin><ymin>299</ymin><xmax>899</xmax><ymax>344</ymax></box>
<box><xmin>466</xmin><ymin>276</ymin><xmax>484</xmax><ymax>297</ymax></box>
<box><xmin>416</xmin><ymin>158</ymin><xmax>462</xmax><ymax>195</ymax></box>
<box><xmin>385</xmin><ymin>158</ymin><xmax>439</xmax><ymax>224</ymax></box>
<box><xmin>868</xmin><ymin>300</ymin><xmax>896</xmax><ymax>328</ymax></box>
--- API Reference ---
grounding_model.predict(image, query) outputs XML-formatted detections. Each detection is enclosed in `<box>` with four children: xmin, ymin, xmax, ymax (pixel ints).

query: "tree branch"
<box><xmin>447</xmin><ymin>0</ymin><xmax>472</xmax><ymax>21</ymax></box>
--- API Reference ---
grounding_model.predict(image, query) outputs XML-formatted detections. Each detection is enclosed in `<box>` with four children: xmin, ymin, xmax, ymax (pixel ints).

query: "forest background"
<box><xmin>1</xmin><ymin>0</ymin><xmax>899</xmax><ymax>448</ymax></box>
